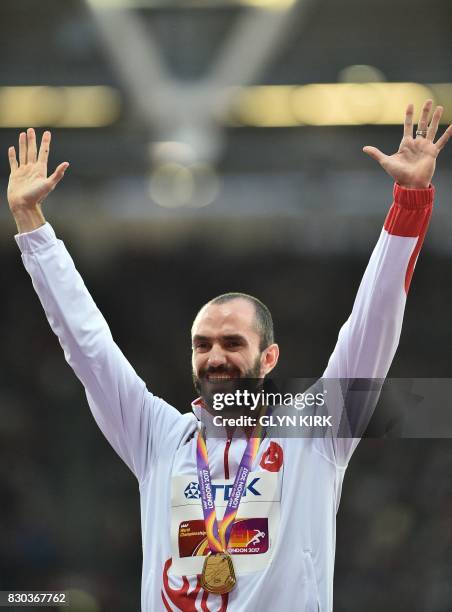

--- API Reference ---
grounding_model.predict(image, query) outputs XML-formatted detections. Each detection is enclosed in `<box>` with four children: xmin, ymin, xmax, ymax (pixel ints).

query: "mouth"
<box><xmin>206</xmin><ymin>374</ymin><xmax>239</xmax><ymax>382</ymax></box>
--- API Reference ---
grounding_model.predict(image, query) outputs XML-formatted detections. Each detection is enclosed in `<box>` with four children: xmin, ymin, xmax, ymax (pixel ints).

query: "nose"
<box><xmin>207</xmin><ymin>345</ymin><xmax>227</xmax><ymax>368</ymax></box>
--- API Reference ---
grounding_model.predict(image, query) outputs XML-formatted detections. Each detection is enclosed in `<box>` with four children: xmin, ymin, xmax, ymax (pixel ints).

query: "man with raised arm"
<box><xmin>7</xmin><ymin>101</ymin><xmax>452</xmax><ymax>611</ymax></box>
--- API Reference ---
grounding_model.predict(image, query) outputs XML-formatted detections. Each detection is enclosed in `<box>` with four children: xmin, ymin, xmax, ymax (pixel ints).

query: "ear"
<box><xmin>261</xmin><ymin>343</ymin><xmax>279</xmax><ymax>376</ymax></box>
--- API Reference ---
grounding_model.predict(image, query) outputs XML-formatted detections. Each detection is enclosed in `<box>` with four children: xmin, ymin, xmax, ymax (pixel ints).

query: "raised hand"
<box><xmin>363</xmin><ymin>100</ymin><xmax>452</xmax><ymax>188</ymax></box>
<box><xmin>7</xmin><ymin>128</ymin><xmax>69</xmax><ymax>214</ymax></box>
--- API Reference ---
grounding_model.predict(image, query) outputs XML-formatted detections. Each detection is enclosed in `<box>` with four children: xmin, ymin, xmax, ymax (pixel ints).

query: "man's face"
<box><xmin>191</xmin><ymin>299</ymin><xmax>266</xmax><ymax>399</ymax></box>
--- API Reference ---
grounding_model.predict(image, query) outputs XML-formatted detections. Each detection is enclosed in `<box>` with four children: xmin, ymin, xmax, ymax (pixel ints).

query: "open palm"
<box><xmin>7</xmin><ymin>129</ymin><xmax>68</xmax><ymax>213</ymax></box>
<box><xmin>363</xmin><ymin>100</ymin><xmax>452</xmax><ymax>189</ymax></box>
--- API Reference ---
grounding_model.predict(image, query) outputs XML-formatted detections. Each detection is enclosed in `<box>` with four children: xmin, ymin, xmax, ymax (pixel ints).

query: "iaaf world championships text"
<box><xmin>212</xmin><ymin>390</ymin><xmax>326</xmax><ymax>411</ymax></box>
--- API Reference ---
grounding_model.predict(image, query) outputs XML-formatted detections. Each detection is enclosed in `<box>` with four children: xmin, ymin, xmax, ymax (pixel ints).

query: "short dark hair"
<box><xmin>207</xmin><ymin>292</ymin><xmax>274</xmax><ymax>351</ymax></box>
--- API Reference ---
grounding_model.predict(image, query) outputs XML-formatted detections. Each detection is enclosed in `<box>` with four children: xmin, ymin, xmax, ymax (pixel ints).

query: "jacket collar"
<box><xmin>191</xmin><ymin>396</ymin><xmax>252</xmax><ymax>440</ymax></box>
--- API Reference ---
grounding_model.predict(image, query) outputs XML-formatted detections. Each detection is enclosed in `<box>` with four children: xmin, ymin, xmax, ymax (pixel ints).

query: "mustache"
<box><xmin>198</xmin><ymin>365</ymin><xmax>242</xmax><ymax>378</ymax></box>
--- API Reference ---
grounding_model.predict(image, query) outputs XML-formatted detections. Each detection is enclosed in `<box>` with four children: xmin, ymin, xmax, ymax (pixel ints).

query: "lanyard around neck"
<box><xmin>196</xmin><ymin>428</ymin><xmax>265</xmax><ymax>553</ymax></box>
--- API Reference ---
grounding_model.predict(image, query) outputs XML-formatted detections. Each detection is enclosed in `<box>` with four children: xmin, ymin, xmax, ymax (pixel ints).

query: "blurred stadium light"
<box><xmin>229</xmin><ymin>83</ymin><xmax>452</xmax><ymax>127</ymax></box>
<box><xmin>338</xmin><ymin>64</ymin><xmax>387</xmax><ymax>83</ymax></box>
<box><xmin>1</xmin><ymin>83</ymin><xmax>451</xmax><ymax>129</ymax></box>
<box><xmin>85</xmin><ymin>0</ymin><xmax>296</xmax><ymax>8</ymax></box>
<box><xmin>148</xmin><ymin>161</ymin><xmax>220</xmax><ymax>208</ymax></box>
<box><xmin>148</xmin><ymin>141</ymin><xmax>221</xmax><ymax>208</ymax></box>
<box><xmin>0</xmin><ymin>86</ymin><xmax>121</xmax><ymax>128</ymax></box>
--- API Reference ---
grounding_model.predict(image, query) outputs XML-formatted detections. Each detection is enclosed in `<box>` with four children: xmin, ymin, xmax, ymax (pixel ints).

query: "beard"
<box><xmin>192</xmin><ymin>354</ymin><xmax>263</xmax><ymax>410</ymax></box>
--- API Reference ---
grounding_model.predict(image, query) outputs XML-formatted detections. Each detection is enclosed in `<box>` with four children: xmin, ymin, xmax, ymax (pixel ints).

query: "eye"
<box><xmin>194</xmin><ymin>342</ymin><xmax>209</xmax><ymax>352</ymax></box>
<box><xmin>226</xmin><ymin>340</ymin><xmax>241</xmax><ymax>349</ymax></box>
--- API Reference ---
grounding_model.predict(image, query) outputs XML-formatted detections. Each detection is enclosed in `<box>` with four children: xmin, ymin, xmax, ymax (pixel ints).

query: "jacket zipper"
<box><xmin>224</xmin><ymin>437</ymin><xmax>232</xmax><ymax>479</ymax></box>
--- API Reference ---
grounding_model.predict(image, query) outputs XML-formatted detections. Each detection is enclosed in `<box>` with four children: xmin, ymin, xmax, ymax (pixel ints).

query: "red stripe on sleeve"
<box><xmin>404</xmin><ymin>218</ymin><xmax>430</xmax><ymax>294</ymax></box>
<box><xmin>384</xmin><ymin>183</ymin><xmax>434</xmax><ymax>237</ymax></box>
<box><xmin>384</xmin><ymin>183</ymin><xmax>434</xmax><ymax>294</ymax></box>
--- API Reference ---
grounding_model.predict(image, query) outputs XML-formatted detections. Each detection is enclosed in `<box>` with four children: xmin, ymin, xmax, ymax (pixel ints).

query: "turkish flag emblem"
<box><xmin>260</xmin><ymin>441</ymin><xmax>284</xmax><ymax>472</ymax></box>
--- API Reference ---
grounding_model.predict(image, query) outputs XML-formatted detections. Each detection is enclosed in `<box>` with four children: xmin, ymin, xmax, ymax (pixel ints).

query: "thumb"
<box><xmin>362</xmin><ymin>146</ymin><xmax>386</xmax><ymax>164</ymax></box>
<box><xmin>47</xmin><ymin>162</ymin><xmax>69</xmax><ymax>189</ymax></box>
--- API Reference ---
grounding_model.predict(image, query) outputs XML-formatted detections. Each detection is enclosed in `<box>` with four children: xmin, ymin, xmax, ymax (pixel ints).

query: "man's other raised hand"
<box><xmin>7</xmin><ymin>128</ymin><xmax>69</xmax><ymax>233</ymax></box>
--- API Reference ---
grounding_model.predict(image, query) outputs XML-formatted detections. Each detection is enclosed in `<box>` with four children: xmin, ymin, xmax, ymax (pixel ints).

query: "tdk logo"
<box><xmin>184</xmin><ymin>482</ymin><xmax>201</xmax><ymax>499</ymax></box>
<box><xmin>184</xmin><ymin>478</ymin><xmax>261</xmax><ymax>501</ymax></box>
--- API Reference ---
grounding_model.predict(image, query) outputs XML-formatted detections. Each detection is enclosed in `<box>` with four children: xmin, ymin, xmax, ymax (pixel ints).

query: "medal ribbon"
<box><xmin>196</xmin><ymin>420</ymin><xmax>265</xmax><ymax>554</ymax></box>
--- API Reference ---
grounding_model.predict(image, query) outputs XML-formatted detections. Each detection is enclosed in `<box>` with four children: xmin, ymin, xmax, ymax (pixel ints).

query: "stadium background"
<box><xmin>1</xmin><ymin>0</ymin><xmax>452</xmax><ymax>610</ymax></box>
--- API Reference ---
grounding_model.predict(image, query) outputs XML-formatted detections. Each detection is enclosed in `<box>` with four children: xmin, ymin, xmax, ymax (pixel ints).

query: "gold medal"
<box><xmin>200</xmin><ymin>552</ymin><xmax>237</xmax><ymax>594</ymax></box>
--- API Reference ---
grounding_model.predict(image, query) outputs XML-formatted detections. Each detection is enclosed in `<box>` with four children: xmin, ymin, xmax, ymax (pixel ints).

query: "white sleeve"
<box><xmin>316</xmin><ymin>183</ymin><xmax>434</xmax><ymax>467</ymax></box>
<box><xmin>15</xmin><ymin>222</ymin><xmax>188</xmax><ymax>483</ymax></box>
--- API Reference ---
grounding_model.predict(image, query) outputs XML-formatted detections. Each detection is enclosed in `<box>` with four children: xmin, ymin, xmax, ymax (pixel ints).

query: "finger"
<box><xmin>427</xmin><ymin>106</ymin><xmax>443</xmax><ymax>141</ymax></box>
<box><xmin>38</xmin><ymin>130</ymin><xmax>51</xmax><ymax>164</ymax></box>
<box><xmin>47</xmin><ymin>162</ymin><xmax>69</xmax><ymax>188</ymax></box>
<box><xmin>26</xmin><ymin>127</ymin><xmax>37</xmax><ymax>163</ymax></box>
<box><xmin>416</xmin><ymin>99</ymin><xmax>433</xmax><ymax>134</ymax></box>
<box><xmin>403</xmin><ymin>103</ymin><xmax>414</xmax><ymax>138</ymax></box>
<box><xmin>363</xmin><ymin>146</ymin><xmax>387</xmax><ymax>164</ymax></box>
<box><xmin>435</xmin><ymin>124</ymin><xmax>452</xmax><ymax>152</ymax></box>
<box><xmin>18</xmin><ymin>131</ymin><xmax>27</xmax><ymax>165</ymax></box>
<box><xmin>8</xmin><ymin>146</ymin><xmax>18</xmax><ymax>171</ymax></box>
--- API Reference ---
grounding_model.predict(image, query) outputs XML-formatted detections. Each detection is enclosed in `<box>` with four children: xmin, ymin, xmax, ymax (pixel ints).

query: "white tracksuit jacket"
<box><xmin>15</xmin><ymin>183</ymin><xmax>434</xmax><ymax>611</ymax></box>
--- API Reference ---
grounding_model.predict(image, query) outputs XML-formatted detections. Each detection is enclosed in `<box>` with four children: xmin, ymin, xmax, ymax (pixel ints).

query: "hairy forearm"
<box><xmin>13</xmin><ymin>204</ymin><xmax>46</xmax><ymax>234</ymax></box>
